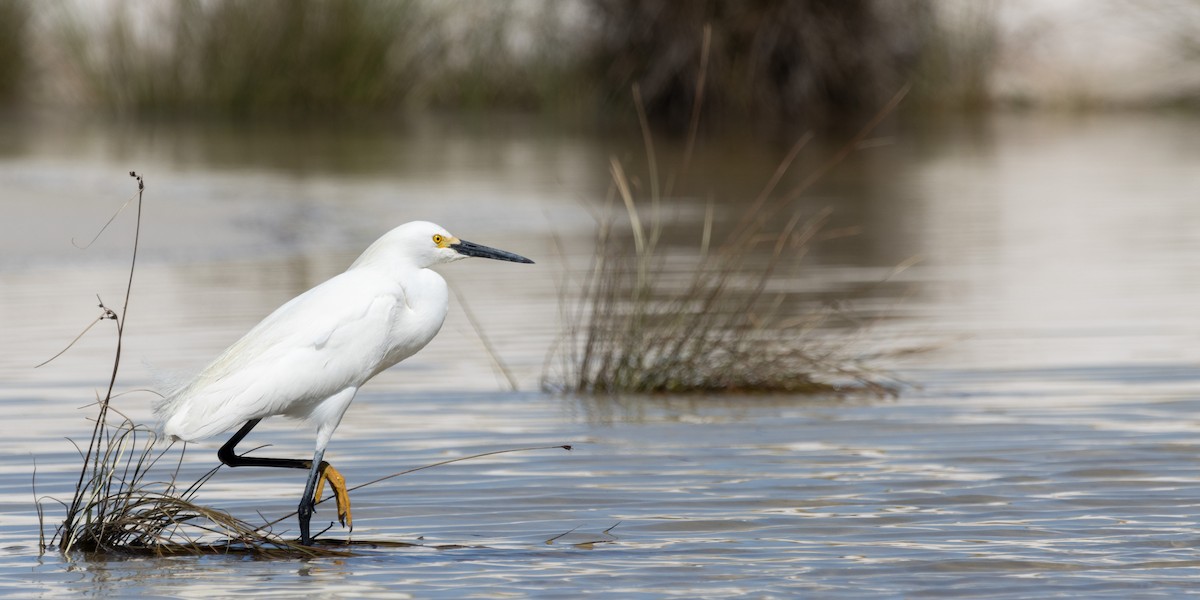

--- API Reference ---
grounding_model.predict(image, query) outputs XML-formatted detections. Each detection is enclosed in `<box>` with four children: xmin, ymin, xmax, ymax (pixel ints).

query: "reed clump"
<box><xmin>50</xmin><ymin>415</ymin><xmax>342</xmax><ymax>558</ymax></box>
<box><xmin>553</xmin><ymin>172</ymin><xmax>894</xmax><ymax>396</ymax></box>
<box><xmin>550</xmin><ymin>102</ymin><xmax>904</xmax><ymax>395</ymax></box>
<box><xmin>549</xmin><ymin>36</ymin><xmax>910</xmax><ymax>395</ymax></box>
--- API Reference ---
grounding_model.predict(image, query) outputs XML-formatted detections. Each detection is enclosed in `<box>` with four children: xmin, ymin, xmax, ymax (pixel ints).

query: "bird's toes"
<box><xmin>317</xmin><ymin>464</ymin><xmax>352</xmax><ymax>528</ymax></box>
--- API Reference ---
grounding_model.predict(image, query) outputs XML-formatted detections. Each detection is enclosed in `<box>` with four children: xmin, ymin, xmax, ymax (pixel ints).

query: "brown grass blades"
<box><xmin>555</xmin><ymin>185</ymin><xmax>891</xmax><ymax>395</ymax></box>
<box><xmin>45</xmin><ymin>400</ymin><xmax>569</xmax><ymax>557</ymax></box>
<box><xmin>48</xmin><ymin>414</ymin><xmax>345</xmax><ymax>558</ymax></box>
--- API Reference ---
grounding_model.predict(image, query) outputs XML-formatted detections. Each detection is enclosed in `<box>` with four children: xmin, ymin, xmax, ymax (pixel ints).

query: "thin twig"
<box><xmin>256</xmin><ymin>444</ymin><xmax>573</xmax><ymax>532</ymax></box>
<box><xmin>33</xmin><ymin>456</ymin><xmax>44</xmax><ymax>553</ymax></box>
<box><xmin>609</xmin><ymin>158</ymin><xmax>644</xmax><ymax>255</ymax></box>
<box><xmin>675</xmin><ymin>22</ymin><xmax>712</xmax><ymax>194</ymax></box>
<box><xmin>71</xmin><ymin>187</ymin><xmax>140</xmax><ymax>249</ymax></box>
<box><xmin>35</xmin><ymin>301</ymin><xmax>116</xmax><ymax>368</ymax></box>
<box><xmin>449</xmin><ymin>281</ymin><xmax>520</xmax><ymax>392</ymax></box>
<box><xmin>61</xmin><ymin>172</ymin><xmax>144</xmax><ymax>550</ymax></box>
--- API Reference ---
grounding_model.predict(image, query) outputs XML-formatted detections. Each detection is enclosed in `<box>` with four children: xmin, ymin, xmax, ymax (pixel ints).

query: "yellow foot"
<box><xmin>313</xmin><ymin>463</ymin><xmax>352</xmax><ymax>529</ymax></box>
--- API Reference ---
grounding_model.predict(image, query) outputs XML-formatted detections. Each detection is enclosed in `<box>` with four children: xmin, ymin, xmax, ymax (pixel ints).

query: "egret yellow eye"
<box><xmin>432</xmin><ymin>234</ymin><xmax>444</xmax><ymax>246</ymax></box>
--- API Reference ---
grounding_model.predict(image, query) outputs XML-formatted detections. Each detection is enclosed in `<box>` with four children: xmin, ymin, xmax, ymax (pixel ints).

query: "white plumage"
<box><xmin>152</xmin><ymin>220</ymin><xmax>533</xmax><ymax>545</ymax></box>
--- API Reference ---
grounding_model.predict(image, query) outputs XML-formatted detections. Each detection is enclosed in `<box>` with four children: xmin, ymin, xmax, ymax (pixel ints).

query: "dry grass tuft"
<box><xmin>552</xmin><ymin>174</ymin><xmax>896</xmax><ymax>396</ymax></box>
<box><xmin>548</xmin><ymin>72</ymin><xmax>911</xmax><ymax>395</ymax></box>
<box><xmin>49</xmin><ymin>415</ymin><xmax>349</xmax><ymax>558</ymax></box>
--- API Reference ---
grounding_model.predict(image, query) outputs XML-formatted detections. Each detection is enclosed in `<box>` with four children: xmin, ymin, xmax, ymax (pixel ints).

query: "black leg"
<box><xmin>218</xmin><ymin>419</ymin><xmax>350</xmax><ymax>545</ymax></box>
<box><xmin>297</xmin><ymin>449</ymin><xmax>325</xmax><ymax>546</ymax></box>
<box><xmin>219</xmin><ymin>418</ymin><xmax>311</xmax><ymax>470</ymax></box>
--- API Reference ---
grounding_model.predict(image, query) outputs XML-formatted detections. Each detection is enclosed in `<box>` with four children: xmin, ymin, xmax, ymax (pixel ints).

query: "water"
<box><xmin>2</xmin><ymin>112</ymin><xmax>1200</xmax><ymax>597</ymax></box>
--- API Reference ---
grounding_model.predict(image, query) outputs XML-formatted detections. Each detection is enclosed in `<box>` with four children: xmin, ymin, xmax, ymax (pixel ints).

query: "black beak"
<box><xmin>451</xmin><ymin>239</ymin><xmax>534</xmax><ymax>264</ymax></box>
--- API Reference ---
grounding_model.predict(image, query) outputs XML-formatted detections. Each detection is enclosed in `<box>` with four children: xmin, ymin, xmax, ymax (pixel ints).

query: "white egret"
<box><xmin>154</xmin><ymin>221</ymin><xmax>533</xmax><ymax>545</ymax></box>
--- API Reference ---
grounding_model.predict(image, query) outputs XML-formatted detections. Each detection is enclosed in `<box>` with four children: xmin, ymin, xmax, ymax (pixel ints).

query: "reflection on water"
<box><xmin>3</xmin><ymin>111</ymin><xmax>1200</xmax><ymax>596</ymax></box>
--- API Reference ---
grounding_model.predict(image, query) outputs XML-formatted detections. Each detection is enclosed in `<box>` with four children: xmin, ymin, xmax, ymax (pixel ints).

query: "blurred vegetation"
<box><xmin>422</xmin><ymin>2</ymin><xmax>590</xmax><ymax>112</ymax></box>
<box><xmin>584</xmin><ymin>0</ymin><xmax>926</xmax><ymax>131</ymax></box>
<box><xmin>0</xmin><ymin>0</ymin><xmax>30</xmax><ymax>105</ymax></box>
<box><xmin>1125</xmin><ymin>0</ymin><xmax>1200</xmax><ymax>108</ymax></box>
<box><xmin>55</xmin><ymin>0</ymin><xmax>435</xmax><ymax>117</ymax></box>
<box><xmin>13</xmin><ymin>0</ymin><xmax>1189</xmax><ymax>124</ymax></box>
<box><xmin>908</xmin><ymin>1</ymin><xmax>999</xmax><ymax>111</ymax></box>
<box><xmin>32</xmin><ymin>0</ymin><xmax>966</xmax><ymax>127</ymax></box>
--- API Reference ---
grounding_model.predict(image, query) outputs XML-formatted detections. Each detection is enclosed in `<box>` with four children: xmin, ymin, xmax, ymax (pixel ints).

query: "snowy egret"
<box><xmin>154</xmin><ymin>221</ymin><xmax>533</xmax><ymax>545</ymax></box>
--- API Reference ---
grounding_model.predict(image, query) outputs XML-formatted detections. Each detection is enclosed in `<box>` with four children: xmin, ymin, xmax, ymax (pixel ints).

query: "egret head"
<box><xmin>353</xmin><ymin>221</ymin><xmax>534</xmax><ymax>270</ymax></box>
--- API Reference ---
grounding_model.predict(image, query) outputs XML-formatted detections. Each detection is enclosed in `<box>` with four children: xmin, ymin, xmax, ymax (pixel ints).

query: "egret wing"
<box><xmin>158</xmin><ymin>271</ymin><xmax>400</xmax><ymax>441</ymax></box>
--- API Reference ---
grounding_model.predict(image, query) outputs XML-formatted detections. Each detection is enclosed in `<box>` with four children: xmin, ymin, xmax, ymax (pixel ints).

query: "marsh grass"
<box><xmin>553</xmin><ymin>172</ymin><xmax>898</xmax><ymax>395</ymax></box>
<box><xmin>549</xmin><ymin>64</ymin><xmax>911</xmax><ymax>395</ymax></box>
<box><xmin>48</xmin><ymin>402</ymin><xmax>566</xmax><ymax>557</ymax></box>
<box><xmin>49</xmin><ymin>414</ymin><xmax>347</xmax><ymax>558</ymax></box>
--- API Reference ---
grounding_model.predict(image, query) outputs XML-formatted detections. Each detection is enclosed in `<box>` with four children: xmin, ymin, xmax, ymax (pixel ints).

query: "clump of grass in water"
<box><xmin>551</xmin><ymin>71</ymin><xmax>910</xmax><ymax>395</ymax></box>
<box><xmin>52</xmin><ymin>415</ymin><xmax>342</xmax><ymax>557</ymax></box>
<box><xmin>557</xmin><ymin>174</ymin><xmax>888</xmax><ymax>395</ymax></box>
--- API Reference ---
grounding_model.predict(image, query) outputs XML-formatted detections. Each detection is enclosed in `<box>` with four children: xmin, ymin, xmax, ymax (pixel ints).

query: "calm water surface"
<box><xmin>2</xmin><ymin>113</ymin><xmax>1200</xmax><ymax>597</ymax></box>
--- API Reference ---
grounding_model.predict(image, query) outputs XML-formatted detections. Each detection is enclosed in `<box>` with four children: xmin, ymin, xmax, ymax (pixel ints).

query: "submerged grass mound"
<box><xmin>50</xmin><ymin>416</ymin><xmax>345</xmax><ymax>558</ymax></box>
<box><xmin>46</xmin><ymin>402</ymin><xmax>566</xmax><ymax>557</ymax></box>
